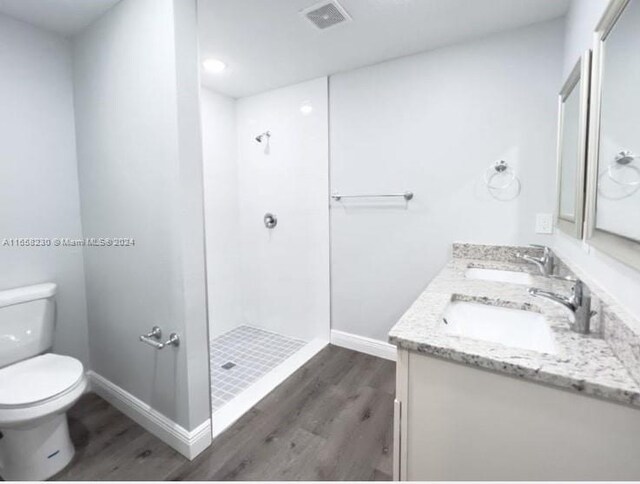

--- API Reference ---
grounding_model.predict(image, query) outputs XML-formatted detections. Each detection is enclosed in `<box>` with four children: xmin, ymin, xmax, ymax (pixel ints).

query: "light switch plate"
<box><xmin>536</xmin><ymin>213</ymin><xmax>553</xmax><ymax>234</ymax></box>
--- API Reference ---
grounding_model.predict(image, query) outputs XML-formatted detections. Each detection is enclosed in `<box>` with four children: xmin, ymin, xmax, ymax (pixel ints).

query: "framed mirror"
<box><xmin>556</xmin><ymin>53</ymin><xmax>591</xmax><ymax>239</ymax></box>
<box><xmin>586</xmin><ymin>0</ymin><xmax>640</xmax><ymax>269</ymax></box>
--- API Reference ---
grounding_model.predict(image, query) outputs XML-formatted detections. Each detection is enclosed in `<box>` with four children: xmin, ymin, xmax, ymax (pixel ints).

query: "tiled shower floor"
<box><xmin>210</xmin><ymin>325</ymin><xmax>307</xmax><ymax>412</ymax></box>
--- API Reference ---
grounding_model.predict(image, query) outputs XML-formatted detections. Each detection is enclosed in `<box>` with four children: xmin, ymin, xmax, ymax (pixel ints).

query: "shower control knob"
<box><xmin>264</xmin><ymin>213</ymin><xmax>277</xmax><ymax>229</ymax></box>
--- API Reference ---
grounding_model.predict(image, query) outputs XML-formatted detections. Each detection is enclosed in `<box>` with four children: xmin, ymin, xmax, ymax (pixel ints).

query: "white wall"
<box><xmin>235</xmin><ymin>77</ymin><xmax>330</xmax><ymax>343</ymax></box>
<box><xmin>200</xmin><ymin>88</ymin><xmax>242</xmax><ymax>338</ymax></box>
<box><xmin>0</xmin><ymin>14</ymin><xmax>89</xmax><ymax>365</ymax></box>
<box><xmin>553</xmin><ymin>0</ymin><xmax>640</xmax><ymax>331</ymax></box>
<box><xmin>73</xmin><ymin>0</ymin><xmax>209</xmax><ymax>430</ymax></box>
<box><xmin>330</xmin><ymin>20</ymin><xmax>564</xmax><ymax>341</ymax></box>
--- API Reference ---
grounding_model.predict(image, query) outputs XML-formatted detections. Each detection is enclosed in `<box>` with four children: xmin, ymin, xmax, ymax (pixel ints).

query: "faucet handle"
<box><xmin>529</xmin><ymin>244</ymin><xmax>551</xmax><ymax>254</ymax></box>
<box><xmin>547</xmin><ymin>274</ymin><xmax>577</xmax><ymax>283</ymax></box>
<box><xmin>572</xmin><ymin>277</ymin><xmax>585</xmax><ymax>292</ymax></box>
<box><xmin>548</xmin><ymin>274</ymin><xmax>584</xmax><ymax>295</ymax></box>
<box><xmin>563</xmin><ymin>277</ymin><xmax>586</xmax><ymax>301</ymax></box>
<box><xmin>515</xmin><ymin>251</ymin><xmax>539</xmax><ymax>263</ymax></box>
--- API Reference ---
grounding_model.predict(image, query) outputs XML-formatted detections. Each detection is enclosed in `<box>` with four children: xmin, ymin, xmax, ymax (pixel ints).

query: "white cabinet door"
<box><xmin>402</xmin><ymin>350</ymin><xmax>640</xmax><ymax>480</ymax></box>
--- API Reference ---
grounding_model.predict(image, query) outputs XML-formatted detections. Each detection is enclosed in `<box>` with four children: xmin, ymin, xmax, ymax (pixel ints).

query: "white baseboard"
<box><xmin>330</xmin><ymin>329</ymin><xmax>397</xmax><ymax>361</ymax></box>
<box><xmin>87</xmin><ymin>371</ymin><xmax>211</xmax><ymax>460</ymax></box>
<box><xmin>211</xmin><ymin>338</ymin><xmax>328</xmax><ymax>438</ymax></box>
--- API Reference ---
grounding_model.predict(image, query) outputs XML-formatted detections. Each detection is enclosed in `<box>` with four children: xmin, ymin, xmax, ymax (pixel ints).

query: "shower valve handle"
<box><xmin>264</xmin><ymin>213</ymin><xmax>278</xmax><ymax>229</ymax></box>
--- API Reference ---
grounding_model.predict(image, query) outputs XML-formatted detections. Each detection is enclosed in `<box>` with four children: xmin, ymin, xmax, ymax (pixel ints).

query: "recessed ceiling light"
<box><xmin>300</xmin><ymin>102</ymin><xmax>314</xmax><ymax>115</ymax></box>
<box><xmin>202</xmin><ymin>58</ymin><xmax>226</xmax><ymax>74</ymax></box>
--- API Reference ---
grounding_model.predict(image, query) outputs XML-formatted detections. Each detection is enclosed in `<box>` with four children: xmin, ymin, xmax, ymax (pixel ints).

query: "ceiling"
<box><xmin>199</xmin><ymin>0</ymin><xmax>570</xmax><ymax>98</ymax></box>
<box><xmin>0</xmin><ymin>0</ymin><xmax>120</xmax><ymax>37</ymax></box>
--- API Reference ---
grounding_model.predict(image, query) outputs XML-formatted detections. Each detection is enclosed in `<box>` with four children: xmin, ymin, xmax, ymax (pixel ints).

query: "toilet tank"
<box><xmin>0</xmin><ymin>283</ymin><xmax>57</xmax><ymax>369</ymax></box>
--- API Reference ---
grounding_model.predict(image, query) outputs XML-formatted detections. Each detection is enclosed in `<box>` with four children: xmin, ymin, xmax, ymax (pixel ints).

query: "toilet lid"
<box><xmin>0</xmin><ymin>353</ymin><xmax>84</xmax><ymax>407</ymax></box>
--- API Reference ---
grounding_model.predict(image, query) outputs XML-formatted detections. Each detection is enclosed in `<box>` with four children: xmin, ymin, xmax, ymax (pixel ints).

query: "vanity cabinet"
<box><xmin>393</xmin><ymin>348</ymin><xmax>640</xmax><ymax>481</ymax></box>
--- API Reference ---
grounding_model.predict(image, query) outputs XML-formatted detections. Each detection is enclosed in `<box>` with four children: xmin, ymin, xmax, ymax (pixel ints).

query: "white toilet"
<box><xmin>0</xmin><ymin>283</ymin><xmax>87</xmax><ymax>481</ymax></box>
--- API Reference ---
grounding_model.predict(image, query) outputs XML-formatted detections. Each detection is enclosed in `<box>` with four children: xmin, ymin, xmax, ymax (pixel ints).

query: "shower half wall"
<box><xmin>201</xmin><ymin>77</ymin><xmax>330</xmax><ymax>435</ymax></box>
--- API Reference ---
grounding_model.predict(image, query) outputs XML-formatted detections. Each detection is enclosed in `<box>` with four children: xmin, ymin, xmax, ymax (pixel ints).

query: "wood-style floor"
<box><xmin>54</xmin><ymin>345</ymin><xmax>395</xmax><ymax>481</ymax></box>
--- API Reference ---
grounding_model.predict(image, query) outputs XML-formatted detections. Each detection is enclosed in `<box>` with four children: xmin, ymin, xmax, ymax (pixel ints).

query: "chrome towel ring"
<box><xmin>607</xmin><ymin>150</ymin><xmax>639</xmax><ymax>187</ymax></box>
<box><xmin>484</xmin><ymin>160</ymin><xmax>521</xmax><ymax>200</ymax></box>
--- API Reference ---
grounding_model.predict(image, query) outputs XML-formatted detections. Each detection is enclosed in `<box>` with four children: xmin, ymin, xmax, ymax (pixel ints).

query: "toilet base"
<box><xmin>0</xmin><ymin>413</ymin><xmax>75</xmax><ymax>481</ymax></box>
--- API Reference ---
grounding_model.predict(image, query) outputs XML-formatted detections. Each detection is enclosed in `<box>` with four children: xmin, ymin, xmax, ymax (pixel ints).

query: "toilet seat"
<box><xmin>0</xmin><ymin>353</ymin><xmax>84</xmax><ymax>409</ymax></box>
<box><xmin>0</xmin><ymin>354</ymin><xmax>86</xmax><ymax>428</ymax></box>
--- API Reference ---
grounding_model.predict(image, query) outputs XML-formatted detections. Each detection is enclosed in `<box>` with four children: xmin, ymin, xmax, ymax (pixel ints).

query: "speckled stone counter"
<box><xmin>389</xmin><ymin>243</ymin><xmax>640</xmax><ymax>408</ymax></box>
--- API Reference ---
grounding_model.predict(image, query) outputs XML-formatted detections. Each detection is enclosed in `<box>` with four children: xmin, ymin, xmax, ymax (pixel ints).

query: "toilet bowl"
<box><xmin>0</xmin><ymin>283</ymin><xmax>86</xmax><ymax>481</ymax></box>
<box><xmin>0</xmin><ymin>354</ymin><xmax>87</xmax><ymax>480</ymax></box>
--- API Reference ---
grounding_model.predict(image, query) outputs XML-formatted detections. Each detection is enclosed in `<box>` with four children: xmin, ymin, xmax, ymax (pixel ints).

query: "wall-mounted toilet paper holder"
<box><xmin>139</xmin><ymin>326</ymin><xmax>180</xmax><ymax>350</ymax></box>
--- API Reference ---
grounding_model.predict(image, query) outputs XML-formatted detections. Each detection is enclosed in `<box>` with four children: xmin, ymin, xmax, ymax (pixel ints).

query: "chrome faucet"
<box><xmin>528</xmin><ymin>278</ymin><xmax>595</xmax><ymax>334</ymax></box>
<box><xmin>517</xmin><ymin>244</ymin><xmax>554</xmax><ymax>276</ymax></box>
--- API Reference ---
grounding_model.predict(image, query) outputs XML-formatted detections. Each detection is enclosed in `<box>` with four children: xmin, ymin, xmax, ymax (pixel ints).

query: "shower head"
<box><xmin>255</xmin><ymin>131</ymin><xmax>271</xmax><ymax>143</ymax></box>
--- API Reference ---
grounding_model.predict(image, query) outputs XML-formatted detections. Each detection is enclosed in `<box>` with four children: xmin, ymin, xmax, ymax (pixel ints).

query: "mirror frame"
<box><xmin>585</xmin><ymin>0</ymin><xmax>640</xmax><ymax>270</ymax></box>
<box><xmin>556</xmin><ymin>52</ymin><xmax>591</xmax><ymax>239</ymax></box>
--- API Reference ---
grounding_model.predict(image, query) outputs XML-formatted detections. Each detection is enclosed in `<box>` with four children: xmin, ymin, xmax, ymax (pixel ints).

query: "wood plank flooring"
<box><xmin>54</xmin><ymin>345</ymin><xmax>395</xmax><ymax>481</ymax></box>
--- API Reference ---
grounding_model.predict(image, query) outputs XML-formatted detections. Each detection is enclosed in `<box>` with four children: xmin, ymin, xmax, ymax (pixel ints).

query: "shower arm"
<box><xmin>255</xmin><ymin>131</ymin><xmax>271</xmax><ymax>143</ymax></box>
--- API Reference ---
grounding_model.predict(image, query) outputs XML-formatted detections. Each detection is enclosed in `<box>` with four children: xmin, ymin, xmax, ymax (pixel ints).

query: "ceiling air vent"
<box><xmin>301</xmin><ymin>1</ymin><xmax>352</xmax><ymax>30</ymax></box>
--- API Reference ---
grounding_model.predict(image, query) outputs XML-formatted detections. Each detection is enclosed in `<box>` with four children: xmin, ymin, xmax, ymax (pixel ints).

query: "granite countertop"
<box><xmin>388</xmin><ymin>243</ymin><xmax>640</xmax><ymax>408</ymax></box>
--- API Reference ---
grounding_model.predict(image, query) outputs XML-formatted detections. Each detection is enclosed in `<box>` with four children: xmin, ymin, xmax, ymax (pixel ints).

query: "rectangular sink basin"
<box><xmin>441</xmin><ymin>300</ymin><xmax>556</xmax><ymax>354</ymax></box>
<box><xmin>465</xmin><ymin>267</ymin><xmax>533</xmax><ymax>285</ymax></box>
